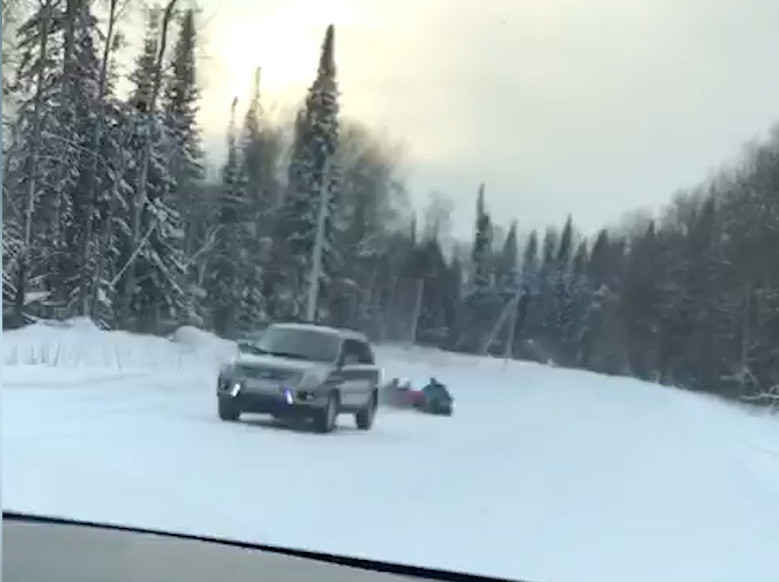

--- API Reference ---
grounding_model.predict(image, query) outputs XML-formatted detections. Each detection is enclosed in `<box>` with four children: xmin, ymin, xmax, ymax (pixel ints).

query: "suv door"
<box><xmin>338</xmin><ymin>339</ymin><xmax>379</xmax><ymax>409</ymax></box>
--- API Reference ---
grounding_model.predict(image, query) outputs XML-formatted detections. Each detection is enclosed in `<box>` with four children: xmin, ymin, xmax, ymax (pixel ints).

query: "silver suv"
<box><xmin>217</xmin><ymin>323</ymin><xmax>380</xmax><ymax>433</ymax></box>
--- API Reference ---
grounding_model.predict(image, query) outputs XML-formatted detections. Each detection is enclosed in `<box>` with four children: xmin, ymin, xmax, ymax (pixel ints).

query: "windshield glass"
<box><xmin>254</xmin><ymin>327</ymin><xmax>340</xmax><ymax>362</ymax></box>
<box><xmin>238</xmin><ymin>331</ymin><xmax>267</xmax><ymax>354</ymax></box>
<box><xmin>5</xmin><ymin>2</ymin><xmax>779</xmax><ymax>582</ymax></box>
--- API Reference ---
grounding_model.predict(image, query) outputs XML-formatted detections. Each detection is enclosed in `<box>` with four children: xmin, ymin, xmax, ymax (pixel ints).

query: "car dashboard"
<box><xmin>2</xmin><ymin>513</ymin><xmax>525</xmax><ymax>582</ymax></box>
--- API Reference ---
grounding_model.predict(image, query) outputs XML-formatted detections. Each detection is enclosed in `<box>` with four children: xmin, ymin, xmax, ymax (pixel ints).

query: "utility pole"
<box><xmin>481</xmin><ymin>286</ymin><xmax>523</xmax><ymax>358</ymax></box>
<box><xmin>503</xmin><ymin>292</ymin><xmax>521</xmax><ymax>369</ymax></box>
<box><xmin>408</xmin><ymin>278</ymin><xmax>424</xmax><ymax>348</ymax></box>
<box><xmin>305</xmin><ymin>157</ymin><xmax>332</xmax><ymax>322</ymax></box>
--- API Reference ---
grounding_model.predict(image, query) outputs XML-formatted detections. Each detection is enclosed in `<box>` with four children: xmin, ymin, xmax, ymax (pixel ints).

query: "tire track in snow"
<box><xmin>670</xmin><ymin>391</ymin><xmax>779</xmax><ymax>500</ymax></box>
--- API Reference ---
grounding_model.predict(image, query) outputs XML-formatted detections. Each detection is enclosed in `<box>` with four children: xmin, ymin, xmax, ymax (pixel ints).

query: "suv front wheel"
<box><xmin>313</xmin><ymin>392</ymin><xmax>339</xmax><ymax>433</ymax></box>
<box><xmin>218</xmin><ymin>397</ymin><xmax>240</xmax><ymax>422</ymax></box>
<box><xmin>355</xmin><ymin>390</ymin><xmax>377</xmax><ymax>430</ymax></box>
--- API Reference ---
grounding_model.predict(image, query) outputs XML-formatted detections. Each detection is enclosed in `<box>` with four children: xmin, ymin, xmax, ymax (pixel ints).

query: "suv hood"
<box><xmin>232</xmin><ymin>353</ymin><xmax>331</xmax><ymax>374</ymax></box>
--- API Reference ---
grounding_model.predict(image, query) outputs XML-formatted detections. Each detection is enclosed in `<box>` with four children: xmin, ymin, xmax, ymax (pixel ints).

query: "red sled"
<box><xmin>382</xmin><ymin>378</ymin><xmax>424</xmax><ymax>409</ymax></box>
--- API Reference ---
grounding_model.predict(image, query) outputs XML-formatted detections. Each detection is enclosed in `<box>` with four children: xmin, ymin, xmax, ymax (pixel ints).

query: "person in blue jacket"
<box><xmin>420</xmin><ymin>377</ymin><xmax>453</xmax><ymax>415</ymax></box>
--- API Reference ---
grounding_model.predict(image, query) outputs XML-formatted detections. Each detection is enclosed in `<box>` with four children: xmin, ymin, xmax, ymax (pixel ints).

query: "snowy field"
<box><xmin>3</xmin><ymin>320</ymin><xmax>779</xmax><ymax>582</ymax></box>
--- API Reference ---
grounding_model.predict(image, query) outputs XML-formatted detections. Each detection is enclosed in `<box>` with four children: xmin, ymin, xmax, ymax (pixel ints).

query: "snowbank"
<box><xmin>168</xmin><ymin>325</ymin><xmax>238</xmax><ymax>367</ymax></box>
<box><xmin>2</xmin><ymin>318</ymin><xmax>236</xmax><ymax>377</ymax></box>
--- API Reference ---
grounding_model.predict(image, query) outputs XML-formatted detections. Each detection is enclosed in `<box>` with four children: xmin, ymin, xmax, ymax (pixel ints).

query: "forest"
<box><xmin>3</xmin><ymin>0</ymin><xmax>779</xmax><ymax>404</ymax></box>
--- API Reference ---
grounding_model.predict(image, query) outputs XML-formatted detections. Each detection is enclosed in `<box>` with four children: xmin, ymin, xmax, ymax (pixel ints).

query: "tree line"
<box><xmin>1</xmin><ymin>1</ymin><xmax>409</xmax><ymax>337</ymax></box>
<box><xmin>429</xmin><ymin>144</ymin><xmax>779</xmax><ymax>405</ymax></box>
<box><xmin>3</xmin><ymin>0</ymin><xmax>778</xmax><ymax>404</ymax></box>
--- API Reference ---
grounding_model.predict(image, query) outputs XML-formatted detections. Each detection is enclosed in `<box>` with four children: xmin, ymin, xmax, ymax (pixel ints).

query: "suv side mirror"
<box><xmin>238</xmin><ymin>341</ymin><xmax>263</xmax><ymax>355</ymax></box>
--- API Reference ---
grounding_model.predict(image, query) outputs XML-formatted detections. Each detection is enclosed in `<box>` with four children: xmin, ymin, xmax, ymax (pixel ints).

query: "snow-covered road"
<box><xmin>3</xmin><ymin>322</ymin><xmax>779</xmax><ymax>582</ymax></box>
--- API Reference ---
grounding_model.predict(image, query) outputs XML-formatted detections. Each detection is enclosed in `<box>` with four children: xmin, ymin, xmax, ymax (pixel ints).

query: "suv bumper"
<box><xmin>217</xmin><ymin>384</ymin><xmax>326</xmax><ymax>416</ymax></box>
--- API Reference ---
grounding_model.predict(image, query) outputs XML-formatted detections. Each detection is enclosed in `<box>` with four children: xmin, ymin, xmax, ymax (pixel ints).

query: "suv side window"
<box><xmin>341</xmin><ymin>339</ymin><xmax>374</xmax><ymax>365</ymax></box>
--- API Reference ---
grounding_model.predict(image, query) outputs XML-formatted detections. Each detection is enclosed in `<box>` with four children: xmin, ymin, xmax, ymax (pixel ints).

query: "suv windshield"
<box><xmin>252</xmin><ymin>327</ymin><xmax>341</xmax><ymax>363</ymax></box>
<box><xmin>238</xmin><ymin>331</ymin><xmax>267</xmax><ymax>355</ymax></box>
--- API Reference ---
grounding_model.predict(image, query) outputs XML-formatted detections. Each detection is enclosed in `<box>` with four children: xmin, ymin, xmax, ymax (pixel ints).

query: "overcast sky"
<box><xmin>193</xmin><ymin>0</ymin><xmax>779</xmax><ymax>239</ymax></box>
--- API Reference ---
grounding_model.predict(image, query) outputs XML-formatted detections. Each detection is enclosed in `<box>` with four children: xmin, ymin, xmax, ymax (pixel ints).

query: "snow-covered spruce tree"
<box><xmin>205</xmin><ymin>96</ymin><xmax>269</xmax><ymax>336</ymax></box>
<box><xmin>32</xmin><ymin>0</ymin><xmax>103</xmax><ymax>316</ymax></box>
<box><xmin>3</xmin><ymin>0</ymin><xmax>69</xmax><ymax>323</ymax></box>
<box><xmin>521</xmin><ymin>230</ymin><xmax>539</xmax><ymax>291</ymax></box>
<box><xmin>331</xmin><ymin>121</ymin><xmax>406</xmax><ymax>330</ymax></box>
<box><xmin>529</xmin><ymin>226</ymin><xmax>558</xmax><ymax>342</ymax></box>
<box><xmin>112</xmin><ymin>5</ymin><xmax>161</xmax><ymax>325</ymax></box>
<box><xmin>469</xmin><ymin>183</ymin><xmax>493</xmax><ymax>294</ymax></box>
<box><xmin>579</xmin><ymin>228</ymin><xmax>629</xmax><ymax>375</ymax></box>
<box><xmin>497</xmin><ymin>219</ymin><xmax>519</xmax><ymax>294</ymax></box>
<box><xmin>579</xmin><ymin>278</ymin><xmax>627</xmax><ymax>375</ymax></box>
<box><xmin>394</xmin><ymin>212</ymin><xmax>452</xmax><ymax>347</ymax></box>
<box><xmin>567</xmin><ymin>239</ymin><xmax>595</xmax><ymax>364</ymax></box>
<box><xmin>115</xmin><ymin>0</ymin><xmax>191</xmax><ymax>332</ymax></box>
<box><xmin>620</xmin><ymin>220</ymin><xmax>664</xmax><ymax>380</ymax></box>
<box><xmin>74</xmin><ymin>0</ymin><xmax>129</xmax><ymax>323</ymax></box>
<box><xmin>235</xmin><ymin>68</ymin><xmax>280</xmax><ymax>327</ymax></box>
<box><xmin>717</xmin><ymin>146</ymin><xmax>779</xmax><ymax>398</ymax></box>
<box><xmin>162</xmin><ymin>8</ymin><xmax>204</xmax><ymax>257</ymax></box>
<box><xmin>240</xmin><ymin>67</ymin><xmax>282</xmax><ymax>216</ymax></box>
<box><xmin>84</xmin><ymin>97</ymin><xmax>134</xmax><ymax>327</ymax></box>
<box><xmin>654</xmin><ymin>196</ymin><xmax>734</xmax><ymax>390</ymax></box>
<box><xmin>61</xmin><ymin>2</ymin><xmax>125</xmax><ymax>320</ymax></box>
<box><xmin>547</xmin><ymin>216</ymin><xmax>579</xmax><ymax>363</ymax></box>
<box><xmin>129</xmin><ymin>6</ymin><xmax>161</xmax><ymax>108</ymax></box>
<box><xmin>414</xmin><ymin>236</ymin><xmax>452</xmax><ymax>346</ymax></box>
<box><xmin>444</xmin><ymin>253</ymin><xmax>464</xmax><ymax>333</ymax></box>
<box><xmin>263</xmin><ymin>108</ymin><xmax>309</xmax><ymax>319</ymax></box>
<box><xmin>279</xmin><ymin>24</ymin><xmax>341</xmax><ymax>321</ymax></box>
<box><xmin>572</xmin><ymin>240</ymin><xmax>588</xmax><ymax>277</ymax></box>
<box><xmin>541</xmin><ymin>226</ymin><xmax>557</xmax><ymax>269</ymax></box>
<box><xmin>513</xmin><ymin>229</ymin><xmax>544</xmax><ymax>354</ymax></box>
<box><xmin>204</xmin><ymin>98</ymin><xmax>249</xmax><ymax>335</ymax></box>
<box><xmin>90</xmin><ymin>7</ymin><xmax>163</xmax><ymax>327</ymax></box>
<box><xmin>116</xmin><ymin>106</ymin><xmax>189</xmax><ymax>332</ymax></box>
<box><xmin>6</xmin><ymin>0</ymin><xmax>126</xmax><ymax>323</ymax></box>
<box><xmin>453</xmin><ymin>184</ymin><xmax>503</xmax><ymax>353</ymax></box>
<box><xmin>524</xmin><ymin>222</ymin><xmax>565</xmax><ymax>361</ymax></box>
<box><xmin>586</xmin><ymin>229</ymin><xmax>612</xmax><ymax>289</ymax></box>
<box><xmin>369</xmin><ymin>218</ymin><xmax>417</xmax><ymax>342</ymax></box>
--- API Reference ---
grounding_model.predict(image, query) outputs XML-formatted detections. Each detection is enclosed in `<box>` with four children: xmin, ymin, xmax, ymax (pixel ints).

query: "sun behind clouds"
<box><xmin>199</xmin><ymin>0</ymin><xmax>372</xmax><ymax>129</ymax></box>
